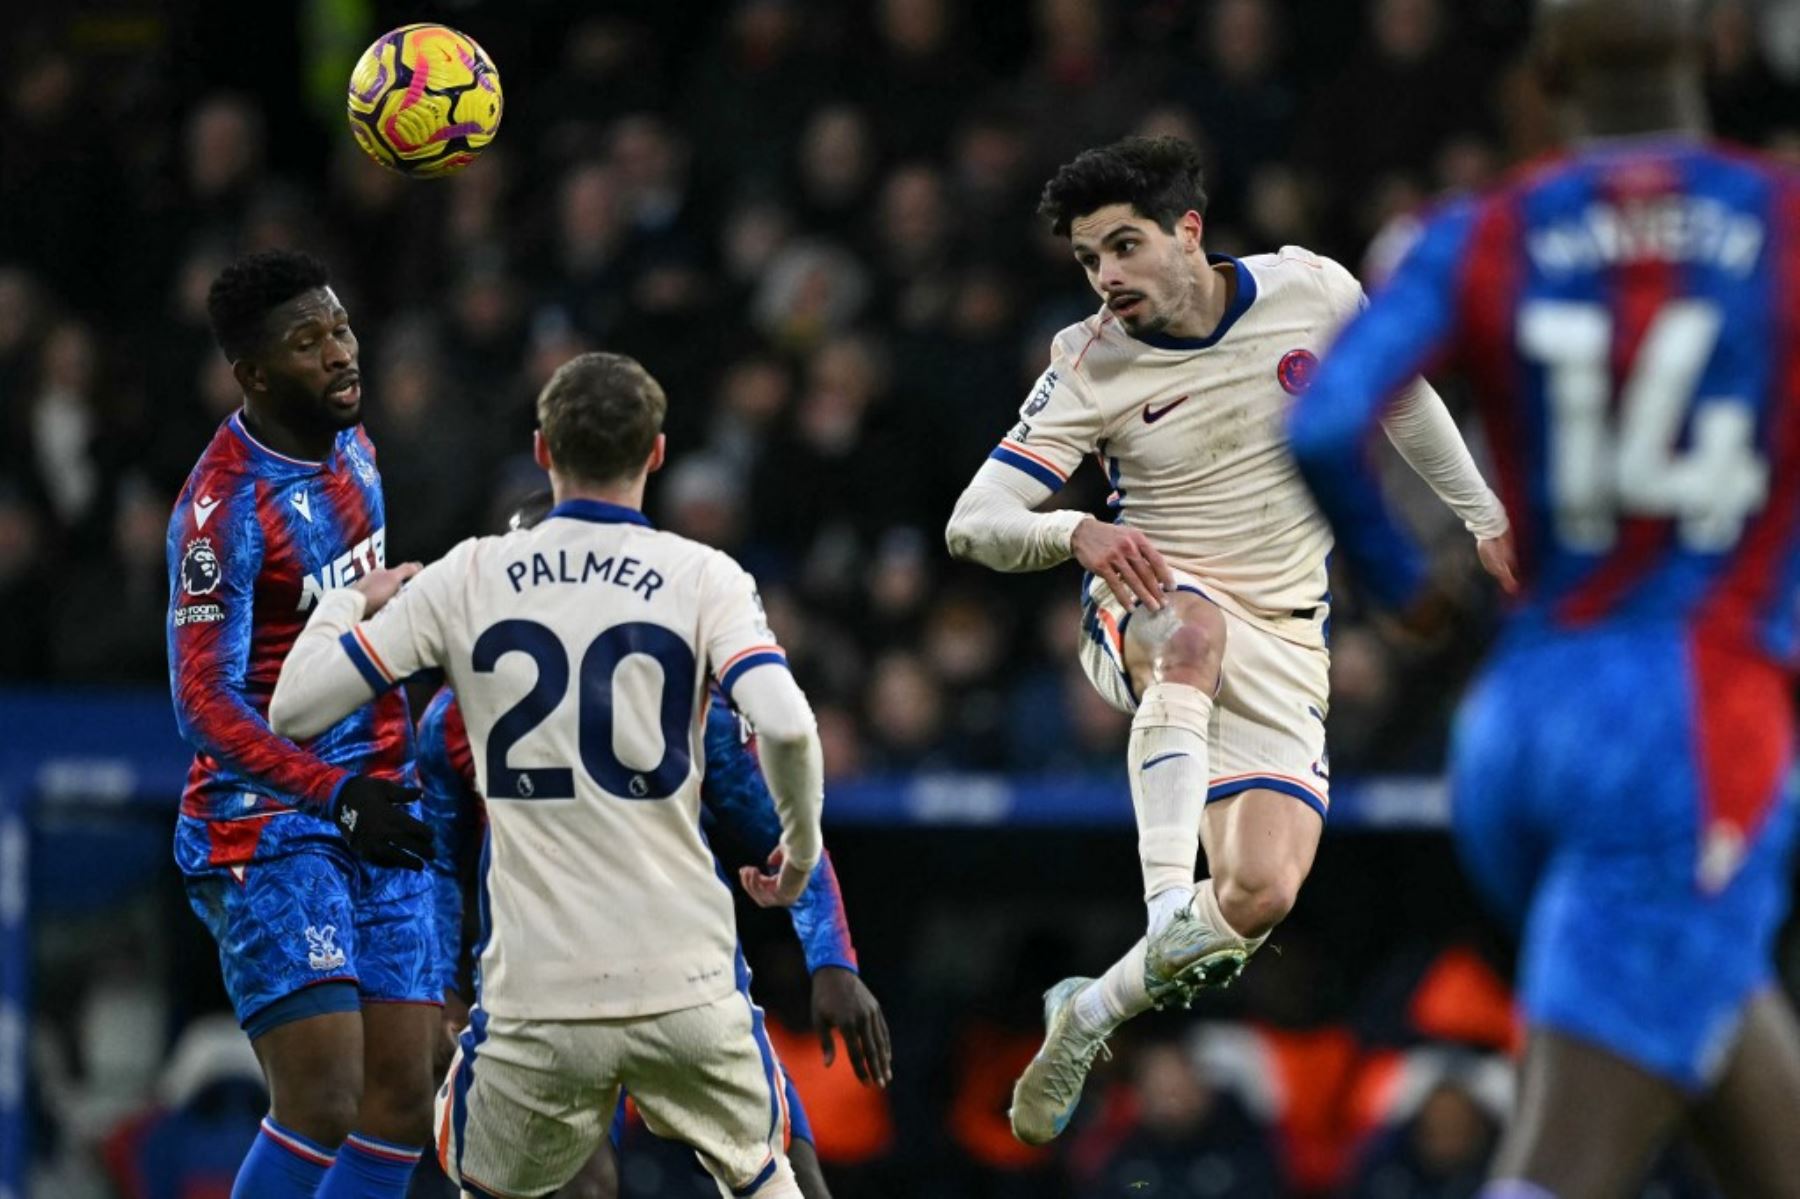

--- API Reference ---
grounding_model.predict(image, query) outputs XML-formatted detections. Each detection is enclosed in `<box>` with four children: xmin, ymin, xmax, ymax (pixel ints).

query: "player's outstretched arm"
<box><xmin>727</xmin><ymin>667</ymin><xmax>823</xmax><ymax>907</ymax></box>
<box><xmin>706</xmin><ymin>557</ymin><xmax>822</xmax><ymax>901</ymax></box>
<box><xmin>271</xmin><ymin>540</ymin><xmax>469</xmax><ymax>739</ymax></box>
<box><xmin>945</xmin><ymin>462</ymin><xmax>1090</xmax><ymax>573</ymax></box>
<box><xmin>269</xmin><ymin>562</ymin><xmax>420</xmax><ymax>739</ymax></box>
<box><xmin>696</xmin><ymin>695</ymin><xmax>887</xmax><ymax>1081</ymax></box>
<box><xmin>1292</xmin><ymin>207</ymin><xmax>1482</xmax><ymax>609</ymax></box>
<box><xmin>168</xmin><ymin>488</ymin><xmax>352</xmax><ymax>813</ymax></box>
<box><xmin>1377</xmin><ymin>378</ymin><xmax>1517</xmax><ymax>593</ymax></box>
<box><xmin>945</xmin><ymin>353</ymin><xmax>1103</xmax><ymax>573</ymax></box>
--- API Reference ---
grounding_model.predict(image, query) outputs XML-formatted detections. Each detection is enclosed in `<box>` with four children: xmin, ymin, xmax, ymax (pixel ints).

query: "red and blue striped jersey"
<box><xmin>166</xmin><ymin>412</ymin><xmax>413</xmax><ymax>827</ymax></box>
<box><xmin>1294</xmin><ymin>140</ymin><xmax>1800</xmax><ymax>662</ymax></box>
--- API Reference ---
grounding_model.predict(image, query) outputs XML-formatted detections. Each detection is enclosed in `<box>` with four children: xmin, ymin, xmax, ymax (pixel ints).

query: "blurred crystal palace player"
<box><xmin>1294</xmin><ymin>1</ymin><xmax>1800</xmax><ymax>1194</ymax></box>
<box><xmin>166</xmin><ymin>250</ymin><xmax>438</xmax><ymax>1198</ymax></box>
<box><xmin>946</xmin><ymin>136</ymin><xmax>1514</xmax><ymax>1145</ymax></box>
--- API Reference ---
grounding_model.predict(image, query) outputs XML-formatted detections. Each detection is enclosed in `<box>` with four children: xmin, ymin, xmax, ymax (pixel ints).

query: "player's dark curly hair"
<box><xmin>205</xmin><ymin>250</ymin><xmax>332</xmax><ymax>362</ymax></box>
<box><xmin>1036</xmin><ymin>136</ymin><xmax>1210</xmax><ymax>238</ymax></box>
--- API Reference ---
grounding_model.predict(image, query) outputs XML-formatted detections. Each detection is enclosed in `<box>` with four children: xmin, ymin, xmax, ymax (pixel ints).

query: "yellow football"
<box><xmin>347</xmin><ymin>23</ymin><xmax>502</xmax><ymax>179</ymax></box>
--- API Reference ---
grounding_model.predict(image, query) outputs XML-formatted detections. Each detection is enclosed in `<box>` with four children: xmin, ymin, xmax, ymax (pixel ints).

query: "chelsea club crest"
<box><xmin>181</xmin><ymin>537</ymin><xmax>222</xmax><ymax>596</ymax></box>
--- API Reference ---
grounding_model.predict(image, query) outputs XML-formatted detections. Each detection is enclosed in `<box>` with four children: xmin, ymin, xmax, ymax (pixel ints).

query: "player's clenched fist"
<box><xmin>333</xmin><ymin>775</ymin><xmax>433</xmax><ymax>869</ymax></box>
<box><xmin>739</xmin><ymin>846</ymin><xmax>812</xmax><ymax>908</ymax></box>
<box><xmin>1071</xmin><ymin>516</ymin><xmax>1175</xmax><ymax>611</ymax></box>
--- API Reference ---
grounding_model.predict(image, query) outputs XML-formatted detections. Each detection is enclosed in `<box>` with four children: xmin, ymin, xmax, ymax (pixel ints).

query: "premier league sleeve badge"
<box><xmin>181</xmin><ymin>537</ymin><xmax>223</xmax><ymax>597</ymax></box>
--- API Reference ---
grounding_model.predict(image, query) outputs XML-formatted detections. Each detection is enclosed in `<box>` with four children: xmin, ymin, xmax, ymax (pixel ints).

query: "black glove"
<box><xmin>332</xmin><ymin>775</ymin><xmax>433</xmax><ymax>870</ymax></box>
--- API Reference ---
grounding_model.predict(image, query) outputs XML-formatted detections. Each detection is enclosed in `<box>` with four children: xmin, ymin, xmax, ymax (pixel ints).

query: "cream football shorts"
<box><xmin>1078</xmin><ymin>568</ymin><xmax>1332</xmax><ymax>818</ymax></box>
<box><xmin>435</xmin><ymin>989</ymin><xmax>796</xmax><ymax>1198</ymax></box>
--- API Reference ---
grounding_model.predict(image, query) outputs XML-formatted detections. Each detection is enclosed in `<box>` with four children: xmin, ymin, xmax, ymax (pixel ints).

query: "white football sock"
<box><xmin>1129</xmin><ymin>681</ymin><xmax>1214</xmax><ymax>905</ymax></box>
<box><xmin>1072</xmin><ymin>940</ymin><xmax>1152</xmax><ymax>1035</ymax></box>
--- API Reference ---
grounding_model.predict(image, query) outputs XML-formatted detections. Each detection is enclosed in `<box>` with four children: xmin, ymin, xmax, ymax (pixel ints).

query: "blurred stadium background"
<box><xmin>3</xmin><ymin>0</ymin><xmax>1800</xmax><ymax>1196</ymax></box>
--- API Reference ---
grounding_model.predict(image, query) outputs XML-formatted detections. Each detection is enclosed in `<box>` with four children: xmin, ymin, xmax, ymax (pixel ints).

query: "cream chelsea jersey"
<box><xmin>274</xmin><ymin>499</ymin><xmax>809</xmax><ymax>1020</ymax></box>
<box><xmin>980</xmin><ymin>247</ymin><xmax>1505</xmax><ymax>647</ymax></box>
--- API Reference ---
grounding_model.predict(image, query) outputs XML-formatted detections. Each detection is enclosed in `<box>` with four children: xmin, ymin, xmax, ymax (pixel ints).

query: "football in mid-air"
<box><xmin>347</xmin><ymin>23</ymin><xmax>502</xmax><ymax>178</ymax></box>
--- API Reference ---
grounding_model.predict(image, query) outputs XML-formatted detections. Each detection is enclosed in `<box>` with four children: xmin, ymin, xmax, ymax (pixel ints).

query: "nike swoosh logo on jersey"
<box><xmin>194</xmin><ymin>495</ymin><xmax>219</xmax><ymax>529</ymax></box>
<box><xmin>1143</xmin><ymin>396</ymin><xmax>1191</xmax><ymax>423</ymax></box>
<box><xmin>292</xmin><ymin>491</ymin><xmax>312</xmax><ymax>522</ymax></box>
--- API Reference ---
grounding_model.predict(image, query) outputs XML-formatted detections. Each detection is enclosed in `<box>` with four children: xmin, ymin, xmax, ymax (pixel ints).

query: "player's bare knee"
<box><xmin>276</xmin><ymin>1080</ymin><xmax>361</xmax><ymax>1148</ymax></box>
<box><xmin>1215</xmin><ymin>871</ymin><xmax>1300</xmax><ymax>939</ymax></box>
<box><xmin>1128</xmin><ymin>600</ymin><xmax>1225</xmax><ymax>692</ymax></box>
<box><xmin>1159</xmin><ymin>620</ymin><xmax>1223</xmax><ymax>688</ymax></box>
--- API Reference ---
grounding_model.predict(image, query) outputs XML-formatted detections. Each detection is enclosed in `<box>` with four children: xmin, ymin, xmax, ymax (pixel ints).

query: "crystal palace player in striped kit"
<box><xmin>167</xmin><ymin>251</ymin><xmax>438</xmax><ymax>1198</ymax></box>
<box><xmin>1294</xmin><ymin>2</ymin><xmax>1800</xmax><ymax>1194</ymax></box>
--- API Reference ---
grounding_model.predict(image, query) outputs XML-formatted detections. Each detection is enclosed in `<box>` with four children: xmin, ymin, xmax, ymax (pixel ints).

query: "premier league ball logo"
<box><xmin>181</xmin><ymin>538</ymin><xmax>222</xmax><ymax>597</ymax></box>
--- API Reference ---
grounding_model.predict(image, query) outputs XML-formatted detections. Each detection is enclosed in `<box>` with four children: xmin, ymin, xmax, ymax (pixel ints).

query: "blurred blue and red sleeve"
<box><xmin>166</xmin><ymin>483</ymin><xmax>348</xmax><ymax>812</ymax></box>
<box><xmin>416</xmin><ymin>686</ymin><xmax>483</xmax><ymax>994</ymax></box>
<box><xmin>701</xmin><ymin>691</ymin><xmax>859</xmax><ymax>973</ymax></box>
<box><xmin>1288</xmin><ymin>203</ymin><xmax>1480</xmax><ymax>610</ymax></box>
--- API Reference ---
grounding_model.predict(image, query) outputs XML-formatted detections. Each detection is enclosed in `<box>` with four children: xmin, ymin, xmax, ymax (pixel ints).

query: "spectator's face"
<box><xmin>1134</xmin><ymin>1044</ymin><xmax>1214</xmax><ymax>1136</ymax></box>
<box><xmin>378</xmin><ymin>354</ymin><xmax>437</xmax><ymax>424</ymax></box>
<box><xmin>723</xmin><ymin>203</ymin><xmax>792</xmax><ymax>281</ymax></box>
<box><xmin>719</xmin><ymin>359</ymin><xmax>790</xmax><ymax>425</ymax></box>
<box><xmin>1069</xmin><ymin>203</ymin><xmax>1203</xmax><ymax>337</ymax></box>
<box><xmin>809</xmin><ymin>338</ymin><xmax>882</xmax><ymax>409</ymax></box>
<box><xmin>924</xmin><ymin>599</ymin><xmax>1002</xmax><ymax>685</ymax></box>
<box><xmin>0</xmin><ymin>271</ymin><xmax>35</xmax><ymax>353</ymax></box>
<box><xmin>1036</xmin><ymin>0</ymin><xmax>1101</xmax><ymax>53</ymax></box>
<box><xmin>867</xmin><ymin>654</ymin><xmax>943</xmax><ymax>749</ymax></box>
<box><xmin>456</xmin><ymin>274</ymin><xmax>516</xmax><ymax>340</ymax></box>
<box><xmin>882</xmin><ymin>0</ymin><xmax>946</xmax><ymax>56</ymax></box>
<box><xmin>0</xmin><ymin>500</ymin><xmax>40</xmax><ymax>581</ymax></box>
<box><xmin>1708</xmin><ymin>0</ymin><xmax>1754</xmax><ymax>72</ymax></box>
<box><xmin>14</xmin><ymin>56</ymin><xmax>74</xmax><ymax>123</ymax></box>
<box><xmin>41</xmin><ymin>322</ymin><xmax>95</xmax><ymax>394</ymax></box>
<box><xmin>1375</xmin><ymin>0</ymin><xmax>1439</xmax><ymax>62</ymax></box>
<box><xmin>610</xmin><ymin>117</ymin><xmax>682</xmax><ymax>194</ymax></box>
<box><xmin>800</xmin><ymin>106</ymin><xmax>874</xmax><ymax>202</ymax></box>
<box><xmin>186</xmin><ymin>98</ymin><xmax>260</xmax><ymax>197</ymax></box>
<box><xmin>200</xmin><ymin>355</ymin><xmax>241</xmax><ymax>417</ymax></box>
<box><xmin>1211</xmin><ymin>0</ymin><xmax>1274</xmax><ymax>78</ymax></box>
<box><xmin>115</xmin><ymin>489</ymin><xmax>168</xmax><ymax>570</ymax></box>
<box><xmin>560</xmin><ymin>164</ymin><xmax>622</xmax><ymax>252</ymax></box>
<box><xmin>879</xmin><ymin>167</ymin><xmax>947</xmax><ymax>260</ymax></box>
<box><xmin>814</xmin><ymin>704</ymin><xmax>864</xmax><ymax>780</ymax></box>
<box><xmin>245</xmin><ymin>287</ymin><xmax>362</xmax><ymax>431</ymax></box>
<box><xmin>735</xmin><ymin>0</ymin><xmax>797</xmax><ymax>55</ymax></box>
<box><xmin>1412</xmin><ymin>1085</ymin><xmax>1493</xmax><ymax>1172</ymax></box>
<box><xmin>1066</xmin><ymin>669</ymin><xmax>1128</xmax><ymax>753</ymax></box>
<box><xmin>954</xmin><ymin>122</ymin><xmax>1027</xmax><ymax>199</ymax></box>
<box><xmin>953</xmin><ymin>272</ymin><xmax>1012</xmax><ymax>336</ymax></box>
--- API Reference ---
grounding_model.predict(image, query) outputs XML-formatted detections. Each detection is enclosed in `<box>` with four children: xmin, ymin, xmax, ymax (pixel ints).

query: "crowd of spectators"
<box><xmin>9</xmin><ymin>1</ymin><xmax>1800</xmax><ymax>1195</ymax></box>
<box><xmin>7</xmin><ymin>0</ymin><xmax>1795</xmax><ymax>774</ymax></box>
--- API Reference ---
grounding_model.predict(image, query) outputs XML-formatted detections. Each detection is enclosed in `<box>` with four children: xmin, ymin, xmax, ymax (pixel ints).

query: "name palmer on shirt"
<box><xmin>506</xmin><ymin>549</ymin><xmax>664</xmax><ymax>601</ymax></box>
